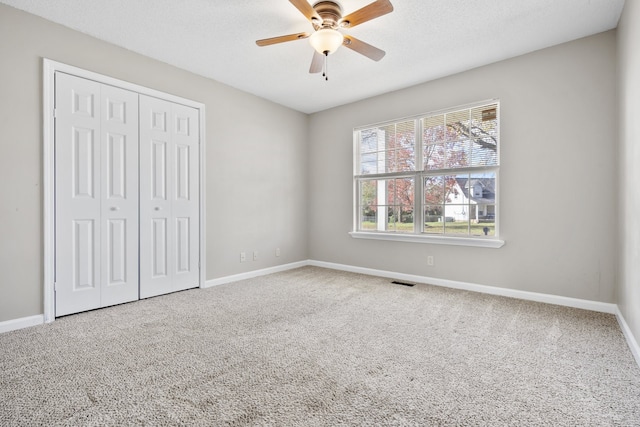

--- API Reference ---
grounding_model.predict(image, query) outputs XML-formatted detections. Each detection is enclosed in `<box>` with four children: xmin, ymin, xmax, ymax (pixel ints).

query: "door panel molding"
<box><xmin>43</xmin><ymin>59</ymin><xmax>206</xmax><ymax>322</ymax></box>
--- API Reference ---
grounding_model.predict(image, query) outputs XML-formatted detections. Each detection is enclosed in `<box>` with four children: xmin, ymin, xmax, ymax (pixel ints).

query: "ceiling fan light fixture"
<box><xmin>309</xmin><ymin>28</ymin><xmax>344</xmax><ymax>55</ymax></box>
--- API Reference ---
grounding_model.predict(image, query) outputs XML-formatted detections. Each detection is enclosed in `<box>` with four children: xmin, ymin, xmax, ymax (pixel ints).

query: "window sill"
<box><xmin>349</xmin><ymin>231</ymin><xmax>505</xmax><ymax>248</ymax></box>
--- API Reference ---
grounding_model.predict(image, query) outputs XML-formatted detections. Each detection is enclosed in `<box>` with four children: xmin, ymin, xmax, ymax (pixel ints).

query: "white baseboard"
<box><xmin>615</xmin><ymin>307</ymin><xmax>640</xmax><ymax>368</ymax></box>
<box><xmin>203</xmin><ymin>261</ymin><xmax>309</xmax><ymax>288</ymax></box>
<box><xmin>308</xmin><ymin>260</ymin><xmax>618</xmax><ymax>314</ymax></box>
<box><xmin>0</xmin><ymin>314</ymin><xmax>44</xmax><ymax>334</ymax></box>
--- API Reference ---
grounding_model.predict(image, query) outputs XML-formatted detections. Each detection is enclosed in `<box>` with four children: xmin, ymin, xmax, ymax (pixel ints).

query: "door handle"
<box><xmin>154</xmin><ymin>207</ymin><xmax>161</xmax><ymax>211</ymax></box>
<box><xmin>110</xmin><ymin>207</ymin><xmax>119</xmax><ymax>211</ymax></box>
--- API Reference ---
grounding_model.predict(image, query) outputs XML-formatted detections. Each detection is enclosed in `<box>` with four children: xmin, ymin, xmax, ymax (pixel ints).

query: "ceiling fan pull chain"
<box><xmin>324</xmin><ymin>51</ymin><xmax>329</xmax><ymax>81</ymax></box>
<box><xmin>322</xmin><ymin>52</ymin><xmax>326</xmax><ymax>78</ymax></box>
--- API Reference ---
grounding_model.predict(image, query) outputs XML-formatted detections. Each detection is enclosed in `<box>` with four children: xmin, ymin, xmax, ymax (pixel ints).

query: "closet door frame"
<box><xmin>42</xmin><ymin>59</ymin><xmax>206</xmax><ymax>323</ymax></box>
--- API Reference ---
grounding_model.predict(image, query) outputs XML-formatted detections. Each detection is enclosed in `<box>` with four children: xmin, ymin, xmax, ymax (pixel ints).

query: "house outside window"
<box><xmin>353</xmin><ymin>100</ymin><xmax>501</xmax><ymax>246</ymax></box>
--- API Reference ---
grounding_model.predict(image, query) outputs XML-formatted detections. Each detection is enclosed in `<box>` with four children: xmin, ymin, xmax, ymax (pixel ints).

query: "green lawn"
<box><xmin>360</xmin><ymin>221</ymin><xmax>495</xmax><ymax>236</ymax></box>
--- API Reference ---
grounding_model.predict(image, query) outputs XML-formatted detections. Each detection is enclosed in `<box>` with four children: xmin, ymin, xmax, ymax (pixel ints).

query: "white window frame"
<box><xmin>350</xmin><ymin>99</ymin><xmax>504</xmax><ymax>248</ymax></box>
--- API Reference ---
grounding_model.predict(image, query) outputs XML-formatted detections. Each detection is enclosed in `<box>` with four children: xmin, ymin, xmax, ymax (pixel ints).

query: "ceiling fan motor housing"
<box><xmin>312</xmin><ymin>1</ymin><xmax>344</xmax><ymax>29</ymax></box>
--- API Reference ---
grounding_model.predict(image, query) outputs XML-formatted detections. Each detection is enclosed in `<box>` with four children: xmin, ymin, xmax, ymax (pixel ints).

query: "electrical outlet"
<box><xmin>275</xmin><ymin>248</ymin><xmax>281</xmax><ymax>257</ymax></box>
<box><xmin>240</xmin><ymin>252</ymin><xmax>246</xmax><ymax>262</ymax></box>
<box><xmin>253</xmin><ymin>251</ymin><xmax>258</xmax><ymax>261</ymax></box>
<box><xmin>427</xmin><ymin>255</ymin><xmax>434</xmax><ymax>266</ymax></box>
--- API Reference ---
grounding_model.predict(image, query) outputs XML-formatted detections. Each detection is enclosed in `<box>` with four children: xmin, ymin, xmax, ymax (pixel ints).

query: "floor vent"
<box><xmin>391</xmin><ymin>281</ymin><xmax>415</xmax><ymax>287</ymax></box>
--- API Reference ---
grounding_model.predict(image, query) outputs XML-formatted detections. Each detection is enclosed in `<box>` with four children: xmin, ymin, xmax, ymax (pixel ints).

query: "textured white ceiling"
<box><xmin>0</xmin><ymin>0</ymin><xmax>625</xmax><ymax>113</ymax></box>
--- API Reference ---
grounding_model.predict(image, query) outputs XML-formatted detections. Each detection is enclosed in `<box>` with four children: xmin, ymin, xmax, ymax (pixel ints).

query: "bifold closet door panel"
<box><xmin>139</xmin><ymin>96</ymin><xmax>200</xmax><ymax>298</ymax></box>
<box><xmin>139</xmin><ymin>96</ymin><xmax>173</xmax><ymax>298</ymax></box>
<box><xmin>171</xmin><ymin>103</ymin><xmax>200</xmax><ymax>292</ymax></box>
<box><xmin>55</xmin><ymin>74</ymin><xmax>101</xmax><ymax>316</ymax></box>
<box><xmin>55</xmin><ymin>73</ymin><xmax>139</xmax><ymax>317</ymax></box>
<box><xmin>100</xmin><ymin>84</ymin><xmax>140</xmax><ymax>308</ymax></box>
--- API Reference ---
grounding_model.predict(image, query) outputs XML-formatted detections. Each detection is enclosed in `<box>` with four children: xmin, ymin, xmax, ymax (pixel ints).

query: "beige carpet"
<box><xmin>1</xmin><ymin>266</ymin><xmax>639</xmax><ymax>426</ymax></box>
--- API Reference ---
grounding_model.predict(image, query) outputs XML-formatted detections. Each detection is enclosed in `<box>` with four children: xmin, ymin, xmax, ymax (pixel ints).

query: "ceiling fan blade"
<box><xmin>289</xmin><ymin>0</ymin><xmax>321</xmax><ymax>22</ymax></box>
<box><xmin>343</xmin><ymin>35</ymin><xmax>386</xmax><ymax>61</ymax></box>
<box><xmin>256</xmin><ymin>32</ymin><xmax>310</xmax><ymax>46</ymax></box>
<box><xmin>339</xmin><ymin>0</ymin><xmax>393</xmax><ymax>28</ymax></box>
<box><xmin>309</xmin><ymin>51</ymin><xmax>324</xmax><ymax>73</ymax></box>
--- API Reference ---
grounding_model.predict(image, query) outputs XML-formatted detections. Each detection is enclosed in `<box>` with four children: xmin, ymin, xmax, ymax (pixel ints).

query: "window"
<box><xmin>353</xmin><ymin>100</ymin><xmax>502</xmax><ymax>247</ymax></box>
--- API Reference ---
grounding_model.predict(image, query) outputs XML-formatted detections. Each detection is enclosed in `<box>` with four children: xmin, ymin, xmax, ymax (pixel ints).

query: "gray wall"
<box><xmin>308</xmin><ymin>31</ymin><xmax>618</xmax><ymax>303</ymax></box>
<box><xmin>618</xmin><ymin>1</ymin><xmax>640</xmax><ymax>349</ymax></box>
<box><xmin>0</xmin><ymin>4</ymin><xmax>309</xmax><ymax>322</ymax></box>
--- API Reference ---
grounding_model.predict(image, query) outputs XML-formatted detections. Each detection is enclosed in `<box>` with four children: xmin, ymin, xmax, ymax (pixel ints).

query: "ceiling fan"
<box><xmin>256</xmin><ymin>0</ymin><xmax>394</xmax><ymax>80</ymax></box>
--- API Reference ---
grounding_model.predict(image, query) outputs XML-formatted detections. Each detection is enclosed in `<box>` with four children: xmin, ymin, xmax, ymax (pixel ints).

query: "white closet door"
<box><xmin>172</xmin><ymin>103</ymin><xmax>200</xmax><ymax>292</ymax></box>
<box><xmin>55</xmin><ymin>73</ymin><xmax>102</xmax><ymax>316</ymax></box>
<box><xmin>55</xmin><ymin>73</ymin><xmax>139</xmax><ymax>316</ymax></box>
<box><xmin>139</xmin><ymin>96</ymin><xmax>200</xmax><ymax>298</ymax></box>
<box><xmin>100</xmin><ymin>84</ymin><xmax>140</xmax><ymax>307</ymax></box>
<box><xmin>139</xmin><ymin>96</ymin><xmax>173</xmax><ymax>298</ymax></box>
